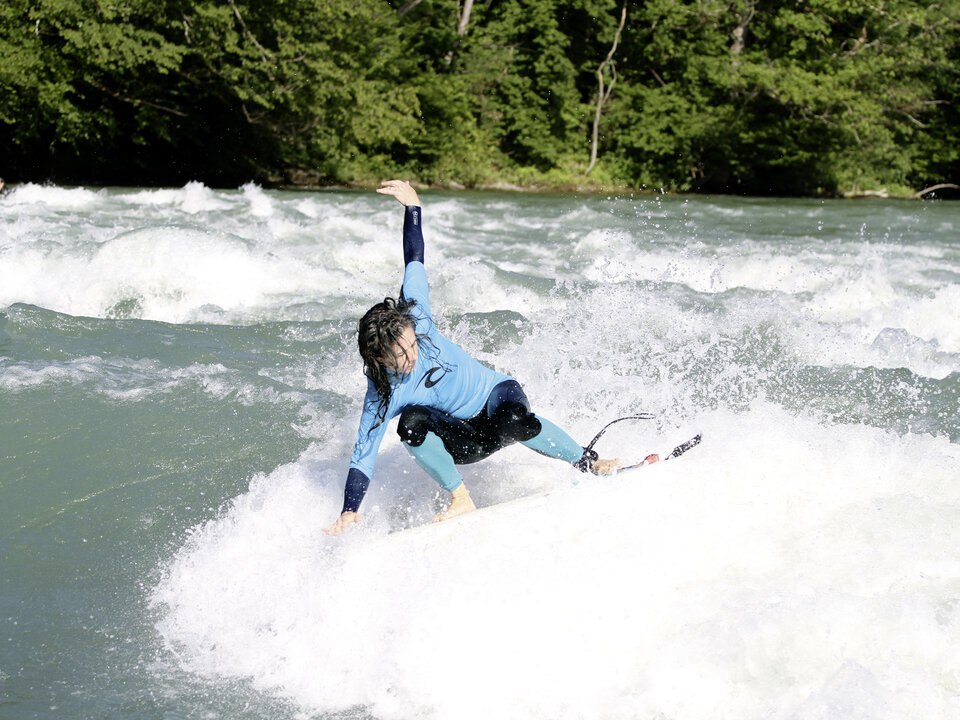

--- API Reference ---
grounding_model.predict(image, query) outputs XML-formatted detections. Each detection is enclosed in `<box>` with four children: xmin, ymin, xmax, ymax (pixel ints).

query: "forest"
<box><xmin>2</xmin><ymin>0</ymin><xmax>958</xmax><ymax>196</ymax></box>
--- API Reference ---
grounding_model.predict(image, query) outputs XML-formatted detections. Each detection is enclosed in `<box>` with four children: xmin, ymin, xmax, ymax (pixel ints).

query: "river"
<box><xmin>1</xmin><ymin>183</ymin><xmax>958</xmax><ymax>719</ymax></box>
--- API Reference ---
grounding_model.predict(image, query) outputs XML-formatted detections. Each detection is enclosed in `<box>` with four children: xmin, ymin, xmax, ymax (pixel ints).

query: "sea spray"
<box><xmin>151</xmin><ymin>404</ymin><xmax>960</xmax><ymax>720</ymax></box>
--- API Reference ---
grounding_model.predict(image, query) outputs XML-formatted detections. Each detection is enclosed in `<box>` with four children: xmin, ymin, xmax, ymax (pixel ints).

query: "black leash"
<box><xmin>575</xmin><ymin>414</ymin><xmax>655</xmax><ymax>472</ymax></box>
<box><xmin>584</xmin><ymin>414</ymin><xmax>656</xmax><ymax>454</ymax></box>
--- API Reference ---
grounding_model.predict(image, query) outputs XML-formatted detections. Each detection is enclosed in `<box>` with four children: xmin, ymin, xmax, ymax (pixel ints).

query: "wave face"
<box><xmin>1</xmin><ymin>184</ymin><xmax>958</xmax><ymax>719</ymax></box>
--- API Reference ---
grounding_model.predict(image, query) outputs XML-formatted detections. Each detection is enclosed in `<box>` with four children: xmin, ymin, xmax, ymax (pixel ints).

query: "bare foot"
<box><xmin>322</xmin><ymin>511</ymin><xmax>361</xmax><ymax>535</ymax></box>
<box><xmin>433</xmin><ymin>483</ymin><xmax>476</xmax><ymax>523</ymax></box>
<box><xmin>591</xmin><ymin>458</ymin><xmax>622</xmax><ymax>475</ymax></box>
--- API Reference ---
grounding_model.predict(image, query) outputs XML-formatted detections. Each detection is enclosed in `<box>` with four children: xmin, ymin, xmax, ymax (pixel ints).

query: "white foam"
<box><xmin>3</xmin><ymin>187</ymin><xmax>956</xmax><ymax>373</ymax></box>
<box><xmin>0</xmin><ymin>356</ymin><xmax>107</xmax><ymax>391</ymax></box>
<box><xmin>118</xmin><ymin>181</ymin><xmax>234</xmax><ymax>213</ymax></box>
<box><xmin>870</xmin><ymin>284</ymin><xmax>960</xmax><ymax>355</ymax></box>
<box><xmin>571</xmin><ymin>232</ymin><xmax>960</xmax><ymax>377</ymax></box>
<box><xmin>0</xmin><ymin>222</ymin><xmax>364</xmax><ymax>323</ymax></box>
<box><xmin>4</xmin><ymin>183</ymin><xmax>103</xmax><ymax>209</ymax></box>
<box><xmin>241</xmin><ymin>182</ymin><xmax>274</xmax><ymax>218</ymax></box>
<box><xmin>151</xmin><ymin>404</ymin><xmax>960</xmax><ymax>720</ymax></box>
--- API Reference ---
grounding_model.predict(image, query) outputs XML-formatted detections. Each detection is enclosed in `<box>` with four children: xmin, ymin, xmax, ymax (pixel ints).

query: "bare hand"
<box><xmin>323</xmin><ymin>511</ymin><xmax>361</xmax><ymax>535</ymax></box>
<box><xmin>591</xmin><ymin>458</ymin><xmax>623</xmax><ymax>475</ymax></box>
<box><xmin>376</xmin><ymin>179</ymin><xmax>420</xmax><ymax>207</ymax></box>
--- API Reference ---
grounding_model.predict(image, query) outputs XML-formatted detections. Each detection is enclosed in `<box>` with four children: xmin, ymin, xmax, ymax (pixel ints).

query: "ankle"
<box><xmin>575</xmin><ymin>448</ymin><xmax>599</xmax><ymax>473</ymax></box>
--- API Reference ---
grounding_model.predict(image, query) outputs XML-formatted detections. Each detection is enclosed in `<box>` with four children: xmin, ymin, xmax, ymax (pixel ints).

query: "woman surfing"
<box><xmin>323</xmin><ymin>180</ymin><xmax>620</xmax><ymax>535</ymax></box>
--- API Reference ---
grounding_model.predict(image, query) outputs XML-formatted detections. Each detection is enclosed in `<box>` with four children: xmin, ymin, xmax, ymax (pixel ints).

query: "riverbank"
<box><xmin>278</xmin><ymin>177</ymin><xmax>959</xmax><ymax>200</ymax></box>
<box><xmin>271</xmin><ymin>166</ymin><xmax>958</xmax><ymax>200</ymax></box>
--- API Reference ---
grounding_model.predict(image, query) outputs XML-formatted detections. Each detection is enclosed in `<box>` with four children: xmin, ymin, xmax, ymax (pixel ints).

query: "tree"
<box><xmin>0</xmin><ymin>0</ymin><xmax>422</xmax><ymax>185</ymax></box>
<box><xmin>2</xmin><ymin>0</ymin><xmax>957</xmax><ymax>193</ymax></box>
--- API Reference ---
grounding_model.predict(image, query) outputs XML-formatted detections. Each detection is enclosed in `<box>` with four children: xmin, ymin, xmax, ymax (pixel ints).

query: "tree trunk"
<box><xmin>586</xmin><ymin>4</ymin><xmax>627</xmax><ymax>176</ymax></box>
<box><xmin>731</xmin><ymin>0</ymin><xmax>756</xmax><ymax>57</ymax></box>
<box><xmin>912</xmin><ymin>183</ymin><xmax>960</xmax><ymax>199</ymax></box>
<box><xmin>457</xmin><ymin>0</ymin><xmax>473</xmax><ymax>36</ymax></box>
<box><xmin>398</xmin><ymin>0</ymin><xmax>424</xmax><ymax>17</ymax></box>
<box><xmin>443</xmin><ymin>0</ymin><xmax>475</xmax><ymax>64</ymax></box>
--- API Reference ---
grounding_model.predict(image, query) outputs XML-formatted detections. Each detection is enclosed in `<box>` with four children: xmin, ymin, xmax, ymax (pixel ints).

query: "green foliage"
<box><xmin>2</xmin><ymin>0</ymin><xmax>958</xmax><ymax>195</ymax></box>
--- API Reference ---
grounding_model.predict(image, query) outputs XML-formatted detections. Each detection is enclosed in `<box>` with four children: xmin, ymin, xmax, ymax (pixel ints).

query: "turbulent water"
<box><xmin>1</xmin><ymin>182</ymin><xmax>958</xmax><ymax>720</ymax></box>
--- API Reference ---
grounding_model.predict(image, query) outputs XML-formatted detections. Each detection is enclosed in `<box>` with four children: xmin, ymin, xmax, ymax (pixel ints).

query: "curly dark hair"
<box><xmin>358</xmin><ymin>296</ymin><xmax>418</xmax><ymax>428</ymax></box>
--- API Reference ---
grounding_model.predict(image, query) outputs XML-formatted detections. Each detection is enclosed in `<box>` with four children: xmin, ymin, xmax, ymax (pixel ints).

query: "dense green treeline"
<box><xmin>2</xmin><ymin>0</ymin><xmax>958</xmax><ymax>195</ymax></box>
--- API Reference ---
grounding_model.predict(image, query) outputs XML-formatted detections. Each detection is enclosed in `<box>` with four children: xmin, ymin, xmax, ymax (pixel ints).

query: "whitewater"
<box><xmin>1</xmin><ymin>182</ymin><xmax>957</xmax><ymax>720</ymax></box>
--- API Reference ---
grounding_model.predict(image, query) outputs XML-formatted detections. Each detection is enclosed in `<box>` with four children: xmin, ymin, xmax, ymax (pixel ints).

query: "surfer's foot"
<box><xmin>433</xmin><ymin>483</ymin><xmax>476</xmax><ymax>523</ymax></box>
<box><xmin>591</xmin><ymin>458</ymin><xmax>622</xmax><ymax>475</ymax></box>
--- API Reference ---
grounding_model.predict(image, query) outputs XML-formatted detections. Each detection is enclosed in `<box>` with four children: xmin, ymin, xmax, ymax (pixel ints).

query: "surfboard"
<box><xmin>389</xmin><ymin>433</ymin><xmax>702</xmax><ymax>537</ymax></box>
<box><xmin>609</xmin><ymin>433</ymin><xmax>702</xmax><ymax>474</ymax></box>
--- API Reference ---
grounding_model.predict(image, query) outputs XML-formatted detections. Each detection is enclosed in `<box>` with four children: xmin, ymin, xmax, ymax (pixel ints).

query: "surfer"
<box><xmin>323</xmin><ymin>180</ymin><xmax>620</xmax><ymax>535</ymax></box>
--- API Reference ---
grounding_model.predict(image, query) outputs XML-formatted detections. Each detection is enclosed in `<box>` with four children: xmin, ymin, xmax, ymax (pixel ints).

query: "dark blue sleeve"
<box><xmin>341</xmin><ymin>467</ymin><xmax>371</xmax><ymax>514</ymax></box>
<box><xmin>403</xmin><ymin>206</ymin><xmax>424</xmax><ymax>265</ymax></box>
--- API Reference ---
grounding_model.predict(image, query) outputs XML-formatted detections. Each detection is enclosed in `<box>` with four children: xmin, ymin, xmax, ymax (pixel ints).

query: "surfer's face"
<box><xmin>381</xmin><ymin>324</ymin><xmax>418</xmax><ymax>374</ymax></box>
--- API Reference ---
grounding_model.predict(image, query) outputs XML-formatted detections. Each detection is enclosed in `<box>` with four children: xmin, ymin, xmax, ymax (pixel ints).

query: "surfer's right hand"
<box><xmin>376</xmin><ymin>179</ymin><xmax>420</xmax><ymax>207</ymax></box>
<box><xmin>323</xmin><ymin>511</ymin><xmax>361</xmax><ymax>536</ymax></box>
<box><xmin>591</xmin><ymin>458</ymin><xmax>623</xmax><ymax>475</ymax></box>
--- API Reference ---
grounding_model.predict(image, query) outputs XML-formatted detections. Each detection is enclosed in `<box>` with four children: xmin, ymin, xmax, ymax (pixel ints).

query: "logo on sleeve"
<box><xmin>421</xmin><ymin>366</ymin><xmax>447</xmax><ymax>389</ymax></box>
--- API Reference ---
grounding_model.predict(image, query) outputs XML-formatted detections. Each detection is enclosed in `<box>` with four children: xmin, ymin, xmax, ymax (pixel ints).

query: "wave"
<box><xmin>150</xmin><ymin>402</ymin><xmax>960</xmax><ymax>720</ymax></box>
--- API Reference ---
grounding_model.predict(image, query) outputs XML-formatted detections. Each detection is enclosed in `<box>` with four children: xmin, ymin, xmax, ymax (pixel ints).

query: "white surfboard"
<box><xmin>390</xmin><ymin>434</ymin><xmax>701</xmax><ymax>538</ymax></box>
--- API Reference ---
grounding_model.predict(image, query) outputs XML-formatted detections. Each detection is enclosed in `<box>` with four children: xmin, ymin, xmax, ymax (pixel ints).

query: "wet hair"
<box><xmin>358</xmin><ymin>296</ymin><xmax>418</xmax><ymax>428</ymax></box>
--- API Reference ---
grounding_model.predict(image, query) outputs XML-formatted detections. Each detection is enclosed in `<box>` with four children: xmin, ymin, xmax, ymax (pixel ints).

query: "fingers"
<box><xmin>376</xmin><ymin>179</ymin><xmax>409</xmax><ymax>194</ymax></box>
<box><xmin>376</xmin><ymin>179</ymin><xmax>419</xmax><ymax>206</ymax></box>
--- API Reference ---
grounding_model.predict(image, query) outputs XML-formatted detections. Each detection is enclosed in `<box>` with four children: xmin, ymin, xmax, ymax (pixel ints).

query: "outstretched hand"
<box><xmin>591</xmin><ymin>458</ymin><xmax>623</xmax><ymax>475</ymax></box>
<box><xmin>377</xmin><ymin>179</ymin><xmax>420</xmax><ymax>207</ymax></box>
<box><xmin>323</xmin><ymin>511</ymin><xmax>361</xmax><ymax>536</ymax></box>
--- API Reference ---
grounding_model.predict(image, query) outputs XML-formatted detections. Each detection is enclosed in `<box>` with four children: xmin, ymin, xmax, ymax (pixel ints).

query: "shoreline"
<box><xmin>272</xmin><ymin>171</ymin><xmax>958</xmax><ymax>200</ymax></box>
<box><xmin>276</xmin><ymin>178</ymin><xmax>957</xmax><ymax>201</ymax></box>
<box><xmin>4</xmin><ymin>177</ymin><xmax>955</xmax><ymax>201</ymax></box>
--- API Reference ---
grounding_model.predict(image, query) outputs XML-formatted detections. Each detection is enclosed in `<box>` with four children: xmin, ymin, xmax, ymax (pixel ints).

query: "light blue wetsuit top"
<box><xmin>343</xmin><ymin>206</ymin><xmax>510</xmax><ymax>511</ymax></box>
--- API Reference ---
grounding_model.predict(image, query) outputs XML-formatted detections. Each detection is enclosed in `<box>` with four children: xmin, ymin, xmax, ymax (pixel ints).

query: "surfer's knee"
<box><xmin>492</xmin><ymin>401</ymin><xmax>541</xmax><ymax>442</ymax></box>
<box><xmin>398</xmin><ymin>405</ymin><xmax>432</xmax><ymax>447</ymax></box>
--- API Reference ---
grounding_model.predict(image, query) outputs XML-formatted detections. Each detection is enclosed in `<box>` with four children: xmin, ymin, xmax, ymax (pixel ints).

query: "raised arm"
<box><xmin>378</xmin><ymin>180</ymin><xmax>424</xmax><ymax>266</ymax></box>
<box><xmin>324</xmin><ymin>181</ymin><xmax>424</xmax><ymax>537</ymax></box>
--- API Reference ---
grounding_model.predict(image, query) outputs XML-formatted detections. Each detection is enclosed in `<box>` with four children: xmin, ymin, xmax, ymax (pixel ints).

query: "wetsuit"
<box><xmin>340</xmin><ymin>206</ymin><xmax>590</xmax><ymax>514</ymax></box>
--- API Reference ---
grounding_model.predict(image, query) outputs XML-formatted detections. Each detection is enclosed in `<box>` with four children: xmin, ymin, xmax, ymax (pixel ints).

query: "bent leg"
<box><xmin>398</xmin><ymin>405</ymin><xmax>478</xmax><ymax>489</ymax></box>
<box><xmin>523</xmin><ymin>417</ymin><xmax>619</xmax><ymax>473</ymax></box>
<box><xmin>521</xmin><ymin>415</ymin><xmax>585</xmax><ymax>463</ymax></box>
<box><xmin>483</xmin><ymin>382</ymin><xmax>598</xmax><ymax>470</ymax></box>
<box><xmin>405</xmin><ymin>431</ymin><xmax>463</xmax><ymax>492</ymax></box>
<box><xmin>398</xmin><ymin>408</ymin><xmax>477</xmax><ymax>521</ymax></box>
<box><xmin>399</xmin><ymin>405</ymin><xmax>488</xmax><ymax>463</ymax></box>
